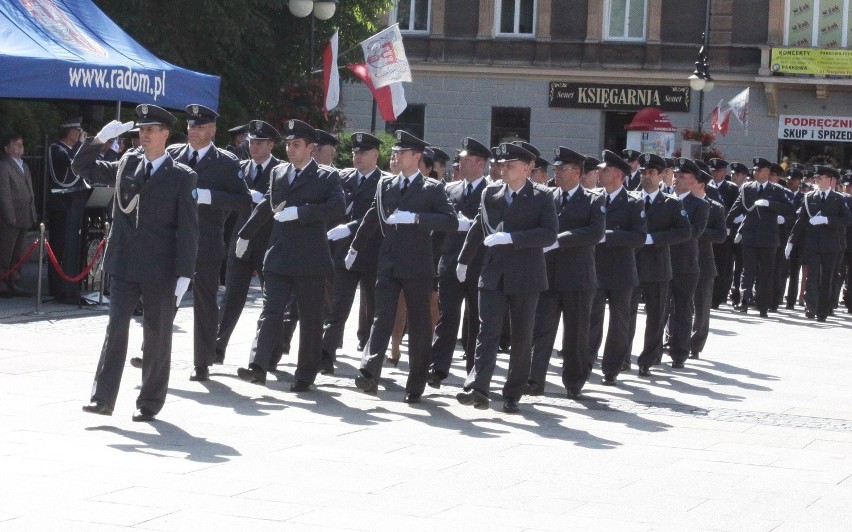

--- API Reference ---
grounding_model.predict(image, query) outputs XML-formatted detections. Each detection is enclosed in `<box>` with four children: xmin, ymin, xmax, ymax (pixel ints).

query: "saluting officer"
<box><xmin>234</xmin><ymin>120</ymin><xmax>345</xmax><ymax>390</ymax></box>
<box><xmin>75</xmin><ymin>105</ymin><xmax>198</xmax><ymax>422</ymax></box>
<box><xmin>320</xmin><ymin>132</ymin><xmax>390</xmax><ymax>374</ymax></box>
<box><xmin>455</xmin><ymin>142</ymin><xmax>557</xmax><ymax>413</ymax></box>
<box><xmin>348</xmin><ymin>130</ymin><xmax>457</xmax><ymax>403</ymax></box>
<box><xmin>167</xmin><ymin>104</ymin><xmax>251</xmax><ymax>382</ymax></box>
<box><xmin>214</xmin><ymin>120</ymin><xmax>281</xmax><ymax>363</ymax></box>
<box><xmin>528</xmin><ymin>147</ymin><xmax>604</xmax><ymax>398</ymax></box>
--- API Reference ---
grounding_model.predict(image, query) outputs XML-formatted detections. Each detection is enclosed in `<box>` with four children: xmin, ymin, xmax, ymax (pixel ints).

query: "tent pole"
<box><xmin>116</xmin><ymin>100</ymin><xmax>122</xmax><ymax>120</ymax></box>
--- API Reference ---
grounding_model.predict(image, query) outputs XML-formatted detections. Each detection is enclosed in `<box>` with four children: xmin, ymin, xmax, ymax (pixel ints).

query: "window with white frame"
<box><xmin>495</xmin><ymin>0</ymin><xmax>536</xmax><ymax>36</ymax></box>
<box><xmin>785</xmin><ymin>0</ymin><xmax>849</xmax><ymax>48</ymax></box>
<box><xmin>392</xmin><ymin>0</ymin><xmax>430</xmax><ymax>33</ymax></box>
<box><xmin>604</xmin><ymin>0</ymin><xmax>647</xmax><ymax>41</ymax></box>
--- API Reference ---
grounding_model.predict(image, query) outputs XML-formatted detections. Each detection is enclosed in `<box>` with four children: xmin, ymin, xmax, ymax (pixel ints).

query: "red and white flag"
<box><xmin>322</xmin><ymin>30</ymin><xmax>340</xmax><ymax>116</ymax></box>
<box><xmin>348</xmin><ymin>63</ymin><xmax>407</xmax><ymax>121</ymax></box>
<box><xmin>711</xmin><ymin>100</ymin><xmax>731</xmax><ymax>137</ymax></box>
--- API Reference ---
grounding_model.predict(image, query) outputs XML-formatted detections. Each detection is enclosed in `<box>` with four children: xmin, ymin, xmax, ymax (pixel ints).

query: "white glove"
<box><xmin>483</xmin><ymin>231</ymin><xmax>512</xmax><ymax>247</ymax></box>
<box><xmin>645</xmin><ymin>234</ymin><xmax>654</xmax><ymax>245</ymax></box>
<box><xmin>810</xmin><ymin>215</ymin><xmax>828</xmax><ymax>225</ymax></box>
<box><xmin>754</xmin><ymin>199</ymin><xmax>770</xmax><ymax>207</ymax></box>
<box><xmin>726</xmin><ymin>228</ymin><xmax>731</xmax><ymax>236</ymax></box>
<box><xmin>96</xmin><ymin>120</ymin><xmax>135</xmax><ymax>143</ymax></box>
<box><xmin>195</xmin><ymin>188</ymin><xmax>212</xmax><ymax>205</ymax></box>
<box><xmin>344</xmin><ymin>249</ymin><xmax>357</xmax><ymax>270</ymax></box>
<box><xmin>387</xmin><ymin>210</ymin><xmax>416</xmax><ymax>224</ymax></box>
<box><xmin>543</xmin><ymin>242</ymin><xmax>559</xmax><ymax>253</ymax></box>
<box><xmin>734</xmin><ymin>233</ymin><xmax>743</xmax><ymax>244</ymax></box>
<box><xmin>785</xmin><ymin>243</ymin><xmax>793</xmax><ymax>259</ymax></box>
<box><xmin>235</xmin><ymin>238</ymin><xmax>249</xmax><ymax>258</ymax></box>
<box><xmin>733</xmin><ymin>214</ymin><xmax>745</xmax><ymax>224</ymax></box>
<box><xmin>457</xmin><ymin>216</ymin><xmax>473</xmax><ymax>232</ymax></box>
<box><xmin>250</xmin><ymin>190</ymin><xmax>265</xmax><ymax>203</ymax></box>
<box><xmin>456</xmin><ymin>263</ymin><xmax>467</xmax><ymax>283</ymax></box>
<box><xmin>777</xmin><ymin>215</ymin><xmax>785</xmax><ymax>224</ymax></box>
<box><xmin>274</xmin><ymin>206</ymin><xmax>299</xmax><ymax>222</ymax></box>
<box><xmin>327</xmin><ymin>224</ymin><xmax>352</xmax><ymax>241</ymax></box>
<box><xmin>175</xmin><ymin>276</ymin><xmax>191</xmax><ymax>307</ymax></box>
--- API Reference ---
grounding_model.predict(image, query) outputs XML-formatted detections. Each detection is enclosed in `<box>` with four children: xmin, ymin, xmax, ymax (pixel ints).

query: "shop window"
<box><xmin>495</xmin><ymin>0</ymin><xmax>537</xmax><ymax>37</ymax></box>
<box><xmin>604</xmin><ymin>0</ymin><xmax>647</xmax><ymax>41</ymax></box>
<box><xmin>491</xmin><ymin>107</ymin><xmax>531</xmax><ymax>147</ymax></box>
<box><xmin>393</xmin><ymin>0</ymin><xmax>430</xmax><ymax>33</ymax></box>
<box><xmin>786</xmin><ymin>0</ymin><xmax>847</xmax><ymax>48</ymax></box>
<box><xmin>386</xmin><ymin>104</ymin><xmax>426</xmax><ymax>140</ymax></box>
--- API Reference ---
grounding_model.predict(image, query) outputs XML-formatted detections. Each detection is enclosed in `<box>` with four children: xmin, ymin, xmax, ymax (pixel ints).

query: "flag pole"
<box><xmin>370</xmin><ymin>98</ymin><xmax>378</xmax><ymax>133</ymax></box>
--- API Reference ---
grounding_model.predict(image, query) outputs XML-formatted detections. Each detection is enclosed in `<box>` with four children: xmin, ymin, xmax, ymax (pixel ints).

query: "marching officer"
<box><xmin>167</xmin><ymin>104</ymin><xmax>251</xmax><ymax>382</ymax></box>
<box><xmin>691</xmin><ymin>179</ymin><xmax>727</xmax><ymax>359</ymax></box>
<box><xmin>784</xmin><ymin>167</ymin><xmax>807</xmax><ymax>309</ymax></box>
<box><xmin>320</xmin><ymin>132</ymin><xmax>389</xmax><ymax>374</ymax></box>
<box><xmin>214</xmin><ymin>120</ymin><xmax>281</xmax><ymax>363</ymax></box>
<box><xmin>235</xmin><ymin>119</ymin><xmax>344</xmax><ymax>390</ymax></box>
<box><xmin>348</xmin><ymin>130</ymin><xmax>457</xmax><ymax>403</ymax></box>
<box><xmin>312</xmin><ymin>129</ymin><xmax>339</xmax><ymax>167</ymax></box>
<box><xmin>74</xmin><ymin>106</ymin><xmax>198</xmax><ymax>422</ymax></box>
<box><xmin>727</xmin><ymin>161</ymin><xmax>750</xmax><ymax>307</ymax></box>
<box><xmin>706</xmin><ymin>158</ymin><xmax>739</xmax><ymax>308</ymax></box>
<box><xmin>528</xmin><ymin>147</ymin><xmax>605</xmax><ymax>398</ymax></box>
<box><xmin>455</xmin><ymin>142</ymin><xmax>557</xmax><ymax>413</ymax></box>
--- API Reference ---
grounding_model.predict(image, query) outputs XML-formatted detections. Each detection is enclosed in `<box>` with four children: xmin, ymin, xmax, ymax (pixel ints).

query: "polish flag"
<box><xmin>710</xmin><ymin>100</ymin><xmax>731</xmax><ymax>137</ymax></box>
<box><xmin>347</xmin><ymin>63</ymin><xmax>407</xmax><ymax>122</ymax></box>
<box><xmin>322</xmin><ymin>31</ymin><xmax>340</xmax><ymax>116</ymax></box>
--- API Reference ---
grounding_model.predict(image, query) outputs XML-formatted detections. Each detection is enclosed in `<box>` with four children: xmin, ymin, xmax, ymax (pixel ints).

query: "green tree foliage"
<box><xmin>334</xmin><ymin>132</ymin><xmax>396</xmax><ymax>170</ymax></box>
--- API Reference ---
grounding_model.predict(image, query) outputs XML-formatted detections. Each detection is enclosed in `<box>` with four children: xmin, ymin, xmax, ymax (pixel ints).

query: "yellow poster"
<box><xmin>771</xmin><ymin>48</ymin><xmax>852</xmax><ymax>75</ymax></box>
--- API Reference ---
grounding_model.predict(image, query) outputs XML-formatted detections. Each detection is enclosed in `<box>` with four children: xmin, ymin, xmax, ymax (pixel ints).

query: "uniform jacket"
<box><xmin>0</xmin><ymin>157</ymin><xmax>37</xmax><ymax>229</ymax></box>
<box><xmin>635</xmin><ymin>192</ymin><xmax>691</xmax><ymax>283</ymax></box>
<box><xmin>707</xmin><ymin>179</ymin><xmax>739</xmax><ymax>211</ymax></box>
<box><xmin>48</xmin><ymin>141</ymin><xmax>80</xmax><ymax>187</ymax></box>
<box><xmin>727</xmin><ymin>181</ymin><xmax>794</xmax><ymax>248</ymax></box>
<box><xmin>459</xmin><ymin>180</ymin><xmax>558</xmax><ymax>294</ymax></box>
<box><xmin>594</xmin><ymin>188</ymin><xmax>647</xmax><ymax>290</ymax></box>
<box><xmin>698</xmin><ymin>197</ymin><xmax>728</xmax><ymax>278</ymax></box>
<box><xmin>352</xmin><ymin>172</ymin><xmax>457</xmax><ymax>279</ymax></box>
<box><xmin>71</xmin><ymin>139</ymin><xmax>198</xmax><ymax>282</ymax></box>
<box><xmin>239</xmin><ymin>159</ymin><xmax>345</xmax><ymax>277</ymax></box>
<box><xmin>437</xmin><ymin>177</ymin><xmax>489</xmax><ymax>278</ymax></box>
<box><xmin>332</xmin><ymin>167</ymin><xmax>388</xmax><ymax>272</ymax></box>
<box><xmin>227</xmin><ymin>156</ymin><xmax>279</xmax><ymax>261</ymax></box>
<box><xmin>789</xmin><ymin>189</ymin><xmax>852</xmax><ymax>255</ymax></box>
<box><xmin>545</xmin><ymin>186</ymin><xmax>605</xmax><ymax>291</ymax></box>
<box><xmin>625</xmin><ymin>170</ymin><xmax>641</xmax><ymax>191</ymax></box>
<box><xmin>671</xmin><ymin>193</ymin><xmax>710</xmax><ymax>275</ymax></box>
<box><xmin>167</xmin><ymin>143</ymin><xmax>250</xmax><ymax>263</ymax></box>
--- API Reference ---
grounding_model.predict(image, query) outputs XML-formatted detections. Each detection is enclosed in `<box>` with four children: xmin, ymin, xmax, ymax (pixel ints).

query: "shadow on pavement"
<box><xmin>86</xmin><ymin>421</ymin><xmax>241</xmax><ymax>463</ymax></box>
<box><xmin>170</xmin><ymin>381</ymin><xmax>288</xmax><ymax>417</ymax></box>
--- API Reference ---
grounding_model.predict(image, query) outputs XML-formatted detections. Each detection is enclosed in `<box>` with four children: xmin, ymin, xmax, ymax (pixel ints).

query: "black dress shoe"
<box><xmin>354</xmin><ymin>374</ymin><xmax>378</xmax><ymax>395</ymax></box>
<box><xmin>237</xmin><ymin>365</ymin><xmax>266</xmax><ymax>385</ymax></box>
<box><xmin>129</xmin><ymin>357</ymin><xmax>142</xmax><ymax>369</ymax></box>
<box><xmin>638</xmin><ymin>365</ymin><xmax>651</xmax><ymax>377</ymax></box>
<box><xmin>759</xmin><ymin>310</ymin><xmax>769</xmax><ymax>318</ymax></box>
<box><xmin>786</xmin><ymin>302</ymin><xmax>795</xmax><ymax>310</ymax></box>
<box><xmin>601</xmin><ymin>375</ymin><xmax>617</xmax><ymax>386</ymax></box>
<box><xmin>502</xmin><ymin>398</ymin><xmax>520</xmax><ymax>414</ymax></box>
<box><xmin>689</xmin><ymin>352</ymin><xmax>700</xmax><ymax>359</ymax></box>
<box><xmin>82</xmin><ymin>401</ymin><xmax>113</xmax><ymax>416</ymax></box>
<box><xmin>805</xmin><ymin>311</ymin><xmax>815</xmax><ymax>319</ymax></box>
<box><xmin>737</xmin><ymin>304</ymin><xmax>748</xmax><ymax>313</ymax></box>
<box><xmin>528</xmin><ymin>382</ymin><xmax>544</xmax><ymax>396</ymax></box>
<box><xmin>456</xmin><ymin>389</ymin><xmax>489</xmax><ymax>409</ymax></box>
<box><xmin>189</xmin><ymin>366</ymin><xmax>210</xmax><ymax>382</ymax></box>
<box><xmin>290</xmin><ymin>380</ymin><xmax>311</xmax><ymax>392</ymax></box>
<box><xmin>403</xmin><ymin>393</ymin><xmax>421</xmax><ymax>404</ymax></box>
<box><xmin>213</xmin><ymin>349</ymin><xmax>225</xmax><ymax>365</ymax></box>
<box><xmin>426</xmin><ymin>369</ymin><xmax>444</xmax><ymax>389</ymax></box>
<box><xmin>319</xmin><ymin>358</ymin><xmax>335</xmax><ymax>375</ymax></box>
<box><xmin>671</xmin><ymin>360</ymin><xmax>685</xmax><ymax>369</ymax></box>
<box><xmin>566</xmin><ymin>387</ymin><xmax>583</xmax><ymax>400</ymax></box>
<box><xmin>817</xmin><ymin>315</ymin><xmax>827</xmax><ymax>322</ymax></box>
<box><xmin>132</xmin><ymin>407</ymin><xmax>155</xmax><ymax>422</ymax></box>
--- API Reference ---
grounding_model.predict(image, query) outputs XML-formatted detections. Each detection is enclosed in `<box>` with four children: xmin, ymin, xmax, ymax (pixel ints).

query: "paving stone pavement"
<box><xmin>1</xmin><ymin>279</ymin><xmax>852</xmax><ymax>531</ymax></box>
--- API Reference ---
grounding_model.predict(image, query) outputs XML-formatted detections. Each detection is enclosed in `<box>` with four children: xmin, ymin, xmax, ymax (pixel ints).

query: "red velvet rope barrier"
<box><xmin>44</xmin><ymin>239</ymin><xmax>105</xmax><ymax>283</ymax></box>
<box><xmin>0</xmin><ymin>240</ymin><xmax>39</xmax><ymax>281</ymax></box>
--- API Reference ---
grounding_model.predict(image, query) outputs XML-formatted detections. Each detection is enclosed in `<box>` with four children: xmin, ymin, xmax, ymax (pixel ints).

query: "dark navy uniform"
<box><xmin>691</xmin><ymin>196</ymin><xmax>727</xmax><ymax>357</ymax></box>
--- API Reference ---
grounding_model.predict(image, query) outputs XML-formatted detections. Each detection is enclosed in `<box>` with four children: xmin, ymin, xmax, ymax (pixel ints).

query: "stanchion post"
<box><xmin>98</xmin><ymin>222</ymin><xmax>109</xmax><ymax>305</ymax></box>
<box><xmin>35</xmin><ymin>223</ymin><xmax>46</xmax><ymax>315</ymax></box>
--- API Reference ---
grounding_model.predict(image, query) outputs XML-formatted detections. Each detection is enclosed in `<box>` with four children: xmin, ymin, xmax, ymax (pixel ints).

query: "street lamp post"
<box><xmin>288</xmin><ymin>0</ymin><xmax>339</xmax><ymax>69</ymax></box>
<box><xmin>688</xmin><ymin>0</ymin><xmax>713</xmax><ymax>135</ymax></box>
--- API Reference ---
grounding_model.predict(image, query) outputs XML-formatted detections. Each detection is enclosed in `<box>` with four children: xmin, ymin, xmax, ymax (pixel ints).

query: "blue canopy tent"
<box><xmin>0</xmin><ymin>0</ymin><xmax>220</xmax><ymax>110</ymax></box>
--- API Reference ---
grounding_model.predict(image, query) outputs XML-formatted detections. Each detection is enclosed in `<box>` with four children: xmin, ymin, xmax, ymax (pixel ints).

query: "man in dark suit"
<box><xmin>0</xmin><ymin>133</ymin><xmax>37</xmax><ymax>297</ymax></box>
<box><xmin>74</xmin><ymin>105</ymin><xmax>198</xmax><ymax>422</ymax></box>
<box><xmin>691</xmin><ymin>181</ymin><xmax>727</xmax><ymax>359</ymax></box>
<box><xmin>727</xmin><ymin>158</ymin><xmax>795</xmax><ymax>317</ymax></box>
<box><xmin>427</xmin><ymin>137</ymin><xmax>491</xmax><ymax>388</ymax></box>
<box><xmin>727</xmin><ymin>162</ymin><xmax>749</xmax><ymax>306</ymax></box>
<box><xmin>528</xmin><ymin>147</ymin><xmax>604</xmax><ymax>398</ymax></box>
<box><xmin>166</xmin><ymin>105</ymin><xmax>251</xmax><ymax>382</ymax></box>
<box><xmin>214</xmin><ymin>120</ymin><xmax>280</xmax><ymax>363</ymax></box>
<box><xmin>769</xmin><ymin>163</ymin><xmax>796</xmax><ymax>311</ymax></box>
<box><xmin>666</xmin><ymin>159</ymin><xmax>709</xmax><ymax>368</ymax></box>
<box><xmin>347</xmin><ymin>131</ymin><xmax>456</xmax><ymax>403</ymax></box>
<box><xmin>622</xmin><ymin>149</ymin><xmax>642</xmax><ymax>191</ymax></box>
<box><xmin>320</xmin><ymin>132</ymin><xmax>389</xmax><ymax>374</ymax></box>
<box><xmin>784</xmin><ymin>167</ymin><xmax>807</xmax><ymax>309</ymax></box>
<box><xmin>706</xmin><ymin>158</ymin><xmax>739</xmax><ymax>308</ymax></box>
<box><xmin>589</xmin><ymin>150</ymin><xmax>647</xmax><ymax>386</ymax></box>
<box><xmin>455</xmin><ymin>142</ymin><xmax>557</xmax><ymax>413</ymax></box>
<box><xmin>235</xmin><ymin>120</ymin><xmax>345</xmax><ymax>390</ymax></box>
<box><xmin>787</xmin><ymin>166</ymin><xmax>852</xmax><ymax>321</ymax></box>
<box><xmin>626</xmin><ymin>153</ymin><xmax>690</xmax><ymax>377</ymax></box>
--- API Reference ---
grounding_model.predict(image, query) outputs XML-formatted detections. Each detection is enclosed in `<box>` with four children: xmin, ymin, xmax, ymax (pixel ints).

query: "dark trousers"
<box><xmin>193</xmin><ymin>259</ymin><xmax>221</xmax><ymax>368</ymax></box>
<box><xmin>628</xmin><ymin>281</ymin><xmax>669</xmax><ymax>368</ymax></box>
<box><xmin>321</xmin><ymin>267</ymin><xmax>376</xmax><ymax>361</ymax></box>
<box><xmin>731</xmin><ymin>243</ymin><xmax>744</xmax><ymax>304</ymax></box>
<box><xmin>741</xmin><ymin>245</ymin><xmax>776</xmax><ymax>311</ymax></box>
<box><xmin>804</xmin><ymin>252</ymin><xmax>839</xmax><ymax>318</ymax></box>
<box><xmin>712</xmin><ymin>240</ymin><xmax>734</xmax><ymax>307</ymax></box>
<box><xmin>667</xmin><ymin>273</ymin><xmax>699</xmax><ymax>363</ymax></box>
<box><xmin>276</xmin><ymin>277</ymin><xmax>334</xmax><ymax>363</ymax></box>
<box><xmin>773</xmin><ymin>245</ymin><xmax>789</xmax><ymax>308</ymax></box>
<box><xmin>430</xmin><ymin>273</ymin><xmax>480</xmax><ymax>378</ymax></box>
<box><xmin>786</xmin><ymin>246</ymin><xmax>803</xmax><ymax>306</ymax></box>
<box><xmin>691</xmin><ymin>275</ymin><xmax>715</xmax><ymax>355</ymax></box>
<box><xmin>464</xmin><ymin>287</ymin><xmax>538</xmax><ymax>400</ymax></box>
<box><xmin>47</xmin><ymin>190</ymin><xmax>88</xmax><ymax>300</ymax></box>
<box><xmin>216</xmin><ymin>256</ymin><xmax>264</xmax><ymax>361</ymax></box>
<box><xmin>0</xmin><ymin>224</ymin><xmax>29</xmax><ymax>288</ymax></box>
<box><xmin>90</xmin><ymin>276</ymin><xmax>175</xmax><ymax>413</ymax></box>
<box><xmin>358</xmin><ymin>287</ymin><xmax>371</xmax><ymax>346</ymax></box>
<box><xmin>589</xmin><ymin>287</ymin><xmax>633</xmax><ymax>378</ymax></box>
<box><xmin>360</xmin><ymin>275</ymin><xmax>434</xmax><ymax>395</ymax></box>
<box><xmin>843</xmin><ymin>251</ymin><xmax>852</xmax><ymax>310</ymax></box>
<box><xmin>250</xmin><ymin>273</ymin><xmax>325</xmax><ymax>383</ymax></box>
<box><xmin>529</xmin><ymin>289</ymin><xmax>594</xmax><ymax>392</ymax></box>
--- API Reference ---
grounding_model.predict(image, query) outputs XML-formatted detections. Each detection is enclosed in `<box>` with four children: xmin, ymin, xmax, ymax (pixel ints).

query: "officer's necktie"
<box><xmin>401</xmin><ymin>177</ymin><xmax>409</xmax><ymax>195</ymax></box>
<box><xmin>255</xmin><ymin>164</ymin><xmax>263</xmax><ymax>182</ymax></box>
<box><xmin>143</xmin><ymin>162</ymin><xmax>152</xmax><ymax>183</ymax></box>
<box><xmin>561</xmin><ymin>191</ymin><xmax>569</xmax><ymax>208</ymax></box>
<box><xmin>821</xmin><ymin>192</ymin><xmax>826</xmax><ymax>203</ymax></box>
<box><xmin>189</xmin><ymin>150</ymin><xmax>198</xmax><ymax>168</ymax></box>
<box><xmin>645</xmin><ymin>194</ymin><xmax>651</xmax><ymax>211</ymax></box>
<box><xmin>291</xmin><ymin>168</ymin><xmax>301</xmax><ymax>185</ymax></box>
<box><xmin>758</xmin><ymin>184</ymin><xmax>764</xmax><ymax>195</ymax></box>
<box><xmin>466</xmin><ymin>182</ymin><xmax>473</xmax><ymax>199</ymax></box>
<box><xmin>358</xmin><ymin>173</ymin><xmax>365</xmax><ymax>187</ymax></box>
<box><xmin>606</xmin><ymin>194</ymin><xmax>611</xmax><ymax>207</ymax></box>
<box><xmin>510</xmin><ymin>191</ymin><xmax>517</xmax><ymax>204</ymax></box>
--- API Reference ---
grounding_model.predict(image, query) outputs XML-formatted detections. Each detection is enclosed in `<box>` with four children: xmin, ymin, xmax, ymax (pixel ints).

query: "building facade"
<box><xmin>339</xmin><ymin>0</ymin><xmax>852</xmax><ymax>168</ymax></box>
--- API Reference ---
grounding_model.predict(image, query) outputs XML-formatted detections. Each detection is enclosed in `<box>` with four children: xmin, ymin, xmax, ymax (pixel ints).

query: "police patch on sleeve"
<box><xmin>600</xmin><ymin>205</ymin><xmax>607</xmax><ymax>214</ymax></box>
<box><xmin>640</xmin><ymin>210</ymin><xmax>646</xmax><ymax>218</ymax></box>
<box><xmin>192</xmin><ymin>188</ymin><xmax>199</xmax><ymax>200</ymax></box>
<box><xmin>681</xmin><ymin>209</ymin><xmax>688</xmax><ymax>217</ymax></box>
<box><xmin>238</xmin><ymin>169</ymin><xmax>245</xmax><ymax>179</ymax></box>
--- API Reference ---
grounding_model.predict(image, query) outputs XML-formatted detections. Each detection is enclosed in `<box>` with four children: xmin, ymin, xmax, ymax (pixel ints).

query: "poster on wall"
<box><xmin>626</xmin><ymin>131</ymin><xmax>675</xmax><ymax>157</ymax></box>
<box><xmin>778</xmin><ymin>115</ymin><xmax>852</xmax><ymax>142</ymax></box>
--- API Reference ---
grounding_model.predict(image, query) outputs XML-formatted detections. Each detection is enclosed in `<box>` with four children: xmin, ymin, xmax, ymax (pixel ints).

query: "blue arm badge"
<box><xmin>681</xmin><ymin>209</ymin><xmax>688</xmax><ymax>217</ymax></box>
<box><xmin>192</xmin><ymin>188</ymin><xmax>198</xmax><ymax>200</ymax></box>
<box><xmin>600</xmin><ymin>205</ymin><xmax>607</xmax><ymax>214</ymax></box>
